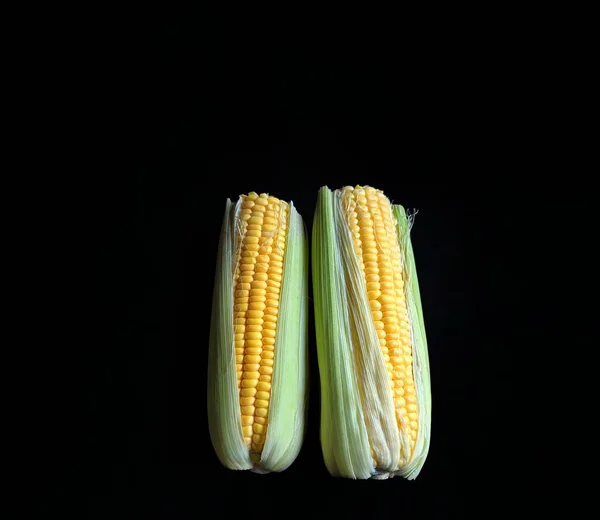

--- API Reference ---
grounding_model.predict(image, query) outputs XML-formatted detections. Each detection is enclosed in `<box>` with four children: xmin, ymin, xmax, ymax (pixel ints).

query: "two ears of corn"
<box><xmin>207</xmin><ymin>187</ymin><xmax>431</xmax><ymax>480</ymax></box>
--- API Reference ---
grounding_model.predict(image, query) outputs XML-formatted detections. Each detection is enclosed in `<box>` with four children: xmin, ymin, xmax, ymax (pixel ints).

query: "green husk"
<box><xmin>259</xmin><ymin>202</ymin><xmax>308</xmax><ymax>472</ymax></box>
<box><xmin>207</xmin><ymin>198</ymin><xmax>252</xmax><ymax>470</ymax></box>
<box><xmin>312</xmin><ymin>186</ymin><xmax>374</xmax><ymax>479</ymax></box>
<box><xmin>392</xmin><ymin>205</ymin><xmax>431</xmax><ymax>480</ymax></box>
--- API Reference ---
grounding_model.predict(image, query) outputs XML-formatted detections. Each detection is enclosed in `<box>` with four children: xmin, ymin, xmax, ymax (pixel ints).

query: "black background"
<box><xmin>91</xmin><ymin>21</ymin><xmax>571</xmax><ymax>518</ymax></box>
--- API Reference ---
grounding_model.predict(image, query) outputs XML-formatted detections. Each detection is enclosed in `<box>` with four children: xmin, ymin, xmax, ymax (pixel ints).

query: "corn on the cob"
<box><xmin>312</xmin><ymin>185</ymin><xmax>431</xmax><ymax>480</ymax></box>
<box><xmin>208</xmin><ymin>192</ymin><xmax>308</xmax><ymax>472</ymax></box>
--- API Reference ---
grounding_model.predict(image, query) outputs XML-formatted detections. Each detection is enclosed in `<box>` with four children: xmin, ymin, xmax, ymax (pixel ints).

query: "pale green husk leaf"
<box><xmin>313</xmin><ymin>186</ymin><xmax>379</xmax><ymax>479</ymax></box>
<box><xmin>259</xmin><ymin>202</ymin><xmax>308</xmax><ymax>472</ymax></box>
<box><xmin>392</xmin><ymin>204</ymin><xmax>432</xmax><ymax>480</ymax></box>
<box><xmin>207</xmin><ymin>198</ymin><xmax>253</xmax><ymax>470</ymax></box>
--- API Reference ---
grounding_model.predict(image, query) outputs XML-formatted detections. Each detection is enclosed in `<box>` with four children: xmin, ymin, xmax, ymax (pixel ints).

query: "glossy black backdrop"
<box><xmin>90</xmin><ymin>26</ymin><xmax>552</xmax><ymax>518</ymax></box>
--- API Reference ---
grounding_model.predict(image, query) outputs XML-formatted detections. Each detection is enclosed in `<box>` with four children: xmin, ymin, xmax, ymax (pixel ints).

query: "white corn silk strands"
<box><xmin>207</xmin><ymin>197</ymin><xmax>308</xmax><ymax>472</ymax></box>
<box><xmin>334</xmin><ymin>190</ymin><xmax>401</xmax><ymax>472</ymax></box>
<box><xmin>392</xmin><ymin>205</ymin><xmax>432</xmax><ymax>480</ymax></box>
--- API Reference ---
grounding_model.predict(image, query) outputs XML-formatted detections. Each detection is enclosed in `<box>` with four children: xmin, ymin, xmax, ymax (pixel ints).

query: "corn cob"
<box><xmin>312</xmin><ymin>185</ymin><xmax>431</xmax><ymax>480</ymax></box>
<box><xmin>208</xmin><ymin>192</ymin><xmax>308</xmax><ymax>472</ymax></box>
